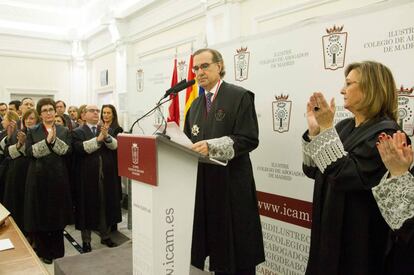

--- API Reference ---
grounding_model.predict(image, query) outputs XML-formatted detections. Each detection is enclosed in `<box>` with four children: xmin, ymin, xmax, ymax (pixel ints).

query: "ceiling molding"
<box><xmin>86</xmin><ymin>43</ymin><xmax>117</xmax><ymax>60</ymax></box>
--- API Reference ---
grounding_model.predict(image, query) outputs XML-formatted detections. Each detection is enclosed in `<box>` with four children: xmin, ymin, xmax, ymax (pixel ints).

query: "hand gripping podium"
<box><xmin>117</xmin><ymin>134</ymin><xmax>223</xmax><ymax>275</ymax></box>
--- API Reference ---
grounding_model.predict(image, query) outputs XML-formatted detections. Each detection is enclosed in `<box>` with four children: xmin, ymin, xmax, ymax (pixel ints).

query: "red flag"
<box><xmin>167</xmin><ymin>58</ymin><xmax>179</xmax><ymax>125</ymax></box>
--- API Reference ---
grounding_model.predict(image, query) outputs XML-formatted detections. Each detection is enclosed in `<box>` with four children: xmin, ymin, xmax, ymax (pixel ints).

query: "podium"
<box><xmin>118</xmin><ymin>134</ymin><xmax>221</xmax><ymax>275</ymax></box>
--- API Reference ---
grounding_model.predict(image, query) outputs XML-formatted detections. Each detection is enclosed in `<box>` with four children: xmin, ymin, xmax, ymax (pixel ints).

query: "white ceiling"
<box><xmin>0</xmin><ymin>0</ymin><xmax>157</xmax><ymax>41</ymax></box>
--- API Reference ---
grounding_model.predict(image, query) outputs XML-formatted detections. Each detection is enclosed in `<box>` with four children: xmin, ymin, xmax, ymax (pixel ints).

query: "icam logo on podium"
<box><xmin>234</xmin><ymin>47</ymin><xmax>250</xmax><ymax>82</ymax></box>
<box><xmin>272</xmin><ymin>94</ymin><xmax>292</xmax><ymax>133</ymax></box>
<box><xmin>398</xmin><ymin>85</ymin><xmax>414</xmax><ymax>136</ymax></box>
<box><xmin>322</xmin><ymin>25</ymin><xmax>348</xmax><ymax>70</ymax></box>
<box><xmin>132</xmin><ymin>143</ymin><xmax>139</xmax><ymax>165</ymax></box>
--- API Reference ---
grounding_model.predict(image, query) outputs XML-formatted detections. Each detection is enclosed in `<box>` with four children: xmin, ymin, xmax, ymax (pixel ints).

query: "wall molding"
<box><xmin>127</xmin><ymin>4</ymin><xmax>204</xmax><ymax>45</ymax></box>
<box><xmin>254</xmin><ymin>0</ymin><xmax>339</xmax><ymax>24</ymax></box>
<box><xmin>137</xmin><ymin>36</ymin><xmax>198</xmax><ymax>59</ymax></box>
<box><xmin>5</xmin><ymin>87</ymin><xmax>59</xmax><ymax>96</ymax></box>
<box><xmin>0</xmin><ymin>49</ymin><xmax>71</xmax><ymax>61</ymax></box>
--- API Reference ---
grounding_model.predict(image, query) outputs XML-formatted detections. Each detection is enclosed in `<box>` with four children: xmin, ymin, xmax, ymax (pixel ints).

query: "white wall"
<box><xmin>0</xmin><ymin>55</ymin><xmax>70</xmax><ymax>104</ymax></box>
<box><xmin>90</xmin><ymin>51</ymin><xmax>116</xmax><ymax>105</ymax></box>
<box><xmin>0</xmin><ymin>0</ymin><xmax>396</xmax><ymax>109</ymax></box>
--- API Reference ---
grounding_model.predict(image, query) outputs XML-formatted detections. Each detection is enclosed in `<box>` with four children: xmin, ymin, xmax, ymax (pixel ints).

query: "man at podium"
<box><xmin>184</xmin><ymin>48</ymin><xmax>265</xmax><ymax>275</ymax></box>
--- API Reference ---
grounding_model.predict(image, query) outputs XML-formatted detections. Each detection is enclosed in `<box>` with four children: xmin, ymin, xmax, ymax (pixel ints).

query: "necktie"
<box><xmin>206</xmin><ymin>92</ymin><xmax>213</xmax><ymax>113</ymax></box>
<box><xmin>92</xmin><ymin>126</ymin><xmax>97</xmax><ymax>136</ymax></box>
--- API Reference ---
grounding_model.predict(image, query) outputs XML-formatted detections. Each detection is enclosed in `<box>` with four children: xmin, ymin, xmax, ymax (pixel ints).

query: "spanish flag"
<box><xmin>184</xmin><ymin>54</ymin><xmax>203</xmax><ymax>121</ymax></box>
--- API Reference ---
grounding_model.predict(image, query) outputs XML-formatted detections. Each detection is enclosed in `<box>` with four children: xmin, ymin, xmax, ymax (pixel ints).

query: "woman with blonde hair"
<box><xmin>302</xmin><ymin>61</ymin><xmax>400</xmax><ymax>274</ymax></box>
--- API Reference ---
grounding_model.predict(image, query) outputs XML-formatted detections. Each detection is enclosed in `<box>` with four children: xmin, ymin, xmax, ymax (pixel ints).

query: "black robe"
<box><xmin>383</xmin><ymin>169</ymin><xmax>414</xmax><ymax>275</ymax></box>
<box><xmin>72</xmin><ymin>124</ymin><xmax>122</xmax><ymax>230</ymax></box>
<box><xmin>24</xmin><ymin>123</ymin><xmax>74</xmax><ymax>232</ymax></box>
<box><xmin>2</xmin><ymin>129</ymin><xmax>30</xmax><ymax>229</ymax></box>
<box><xmin>108</xmin><ymin>124</ymin><xmax>123</xmax><ymax>199</ymax></box>
<box><xmin>0</xmin><ymin>130</ymin><xmax>8</xmax><ymax>204</ymax></box>
<box><xmin>184</xmin><ymin>81</ymin><xmax>265</xmax><ymax>273</ymax></box>
<box><xmin>303</xmin><ymin>116</ymin><xmax>400</xmax><ymax>275</ymax></box>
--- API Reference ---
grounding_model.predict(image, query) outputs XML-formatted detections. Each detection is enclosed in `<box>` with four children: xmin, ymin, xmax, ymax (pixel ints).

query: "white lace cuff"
<box><xmin>302</xmin><ymin>127</ymin><xmax>347</xmax><ymax>173</ymax></box>
<box><xmin>207</xmin><ymin>136</ymin><xmax>235</xmax><ymax>161</ymax></box>
<box><xmin>302</xmin><ymin>139</ymin><xmax>316</xmax><ymax>167</ymax></box>
<box><xmin>104</xmin><ymin>135</ymin><xmax>118</xmax><ymax>150</ymax></box>
<box><xmin>9</xmin><ymin>144</ymin><xmax>25</xmax><ymax>159</ymax></box>
<box><xmin>0</xmin><ymin>136</ymin><xmax>7</xmax><ymax>151</ymax></box>
<box><xmin>32</xmin><ymin>139</ymin><xmax>51</xmax><ymax>158</ymax></box>
<box><xmin>83</xmin><ymin>138</ymin><xmax>101</xmax><ymax>154</ymax></box>
<box><xmin>52</xmin><ymin>137</ymin><xmax>69</xmax><ymax>156</ymax></box>
<box><xmin>372</xmin><ymin>171</ymin><xmax>414</xmax><ymax>230</ymax></box>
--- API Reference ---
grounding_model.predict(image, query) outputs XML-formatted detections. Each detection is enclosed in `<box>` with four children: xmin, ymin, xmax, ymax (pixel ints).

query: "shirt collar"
<box><xmin>205</xmin><ymin>79</ymin><xmax>222</xmax><ymax>96</ymax></box>
<box><xmin>86</xmin><ymin>123</ymin><xmax>98</xmax><ymax>129</ymax></box>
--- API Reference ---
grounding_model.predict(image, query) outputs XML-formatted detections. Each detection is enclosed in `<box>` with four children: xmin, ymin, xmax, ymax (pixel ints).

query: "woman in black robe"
<box><xmin>24</xmin><ymin>98</ymin><xmax>73</xmax><ymax>264</ymax></box>
<box><xmin>374</xmin><ymin>131</ymin><xmax>414</xmax><ymax>274</ymax></box>
<box><xmin>302</xmin><ymin>61</ymin><xmax>400</xmax><ymax>275</ymax></box>
<box><xmin>101</xmin><ymin>104</ymin><xmax>123</xmax><ymax>198</ymax></box>
<box><xmin>3</xmin><ymin>109</ymin><xmax>39</xmax><ymax>230</ymax></box>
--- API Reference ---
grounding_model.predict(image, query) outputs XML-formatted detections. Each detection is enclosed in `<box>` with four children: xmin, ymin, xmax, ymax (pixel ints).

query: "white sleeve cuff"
<box><xmin>32</xmin><ymin>139</ymin><xmax>51</xmax><ymax>158</ymax></box>
<box><xmin>8</xmin><ymin>144</ymin><xmax>23</xmax><ymax>159</ymax></box>
<box><xmin>52</xmin><ymin>137</ymin><xmax>69</xmax><ymax>156</ymax></box>
<box><xmin>83</xmin><ymin>138</ymin><xmax>101</xmax><ymax>154</ymax></box>
<box><xmin>372</xmin><ymin>171</ymin><xmax>414</xmax><ymax>230</ymax></box>
<box><xmin>206</xmin><ymin>136</ymin><xmax>235</xmax><ymax>161</ymax></box>
<box><xmin>104</xmin><ymin>135</ymin><xmax>118</xmax><ymax>150</ymax></box>
<box><xmin>302</xmin><ymin>127</ymin><xmax>347</xmax><ymax>173</ymax></box>
<box><xmin>0</xmin><ymin>136</ymin><xmax>7</xmax><ymax>151</ymax></box>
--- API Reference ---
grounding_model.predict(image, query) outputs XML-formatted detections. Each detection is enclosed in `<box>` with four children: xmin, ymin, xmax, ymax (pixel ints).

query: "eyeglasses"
<box><xmin>192</xmin><ymin>62</ymin><xmax>217</xmax><ymax>73</ymax></box>
<box><xmin>41</xmin><ymin>108</ymin><xmax>55</xmax><ymax>114</ymax></box>
<box><xmin>343</xmin><ymin>81</ymin><xmax>359</xmax><ymax>89</ymax></box>
<box><xmin>86</xmin><ymin>109</ymin><xmax>100</xmax><ymax>113</ymax></box>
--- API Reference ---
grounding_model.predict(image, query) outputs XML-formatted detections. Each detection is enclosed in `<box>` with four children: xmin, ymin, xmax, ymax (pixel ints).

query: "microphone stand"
<box><xmin>128</xmin><ymin>78</ymin><xmax>194</xmax><ymax>135</ymax></box>
<box><xmin>127</xmin><ymin>96</ymin><xmax>173</xmax><ymax>134</ymax></box>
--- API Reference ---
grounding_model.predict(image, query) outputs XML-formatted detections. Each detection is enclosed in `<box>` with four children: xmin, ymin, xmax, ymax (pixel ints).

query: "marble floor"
<box><xmin>41</xmin><ymin>209</ymin><xmax>132</xmax><ymax>275</ymax></box>
<box><xmin>40</xmin><ymin>209</ymin><xmax>212</xmax><ymax>275</ymax></box>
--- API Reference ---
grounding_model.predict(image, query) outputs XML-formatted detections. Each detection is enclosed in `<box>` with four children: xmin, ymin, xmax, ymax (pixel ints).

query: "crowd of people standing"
<box><xmin>0</xmin><ymin>98</ymin><xmax>123</xmax><ymax>264</ymax></box>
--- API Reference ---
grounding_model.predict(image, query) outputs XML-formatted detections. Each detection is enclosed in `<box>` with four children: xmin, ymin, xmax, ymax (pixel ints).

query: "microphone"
<box><xmin>175</xmin><ymin>79</ymin><xmax>195</xmax><ymax>94</ymax></box>
<box><xmin>161</xmin><ymin>79</ymin><xmax>187</xmax><ymax>99</ymax></box>
<box><xmin>157</xmin><ymin>79</ymin><xmax>196</xmax><ymax>138</ymax></box>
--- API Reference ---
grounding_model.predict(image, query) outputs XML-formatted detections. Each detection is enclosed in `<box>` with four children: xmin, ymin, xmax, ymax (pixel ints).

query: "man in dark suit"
<box><xmin>72</xmin><ymin>104</ymin><xmax>122</xmax><ymax>253</ymax></box>
<box><xmin>8</xmin><ymin>100</ymin><xmax>21</xmax><ymax>116</ymax></box>
<box><xmin>56</xmin><ymin>100</ymin><xmax>74</xmax><ymax>129</ymax></box>
<box><xmin>184</xmin><ymin>48</ymin><xmax>265</xmax><ymax>275</ymax></box>
<box><xmin>0</xmin><ymin>102</ymin><xmax>7</xmax><ymax>131</ymax></box>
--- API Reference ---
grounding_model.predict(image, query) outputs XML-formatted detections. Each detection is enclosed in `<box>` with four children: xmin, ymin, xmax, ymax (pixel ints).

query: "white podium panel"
<box><xmin>131</xmin><ymin>140</ymin><xmax>198</xmax><ymax>275</ymax></box>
